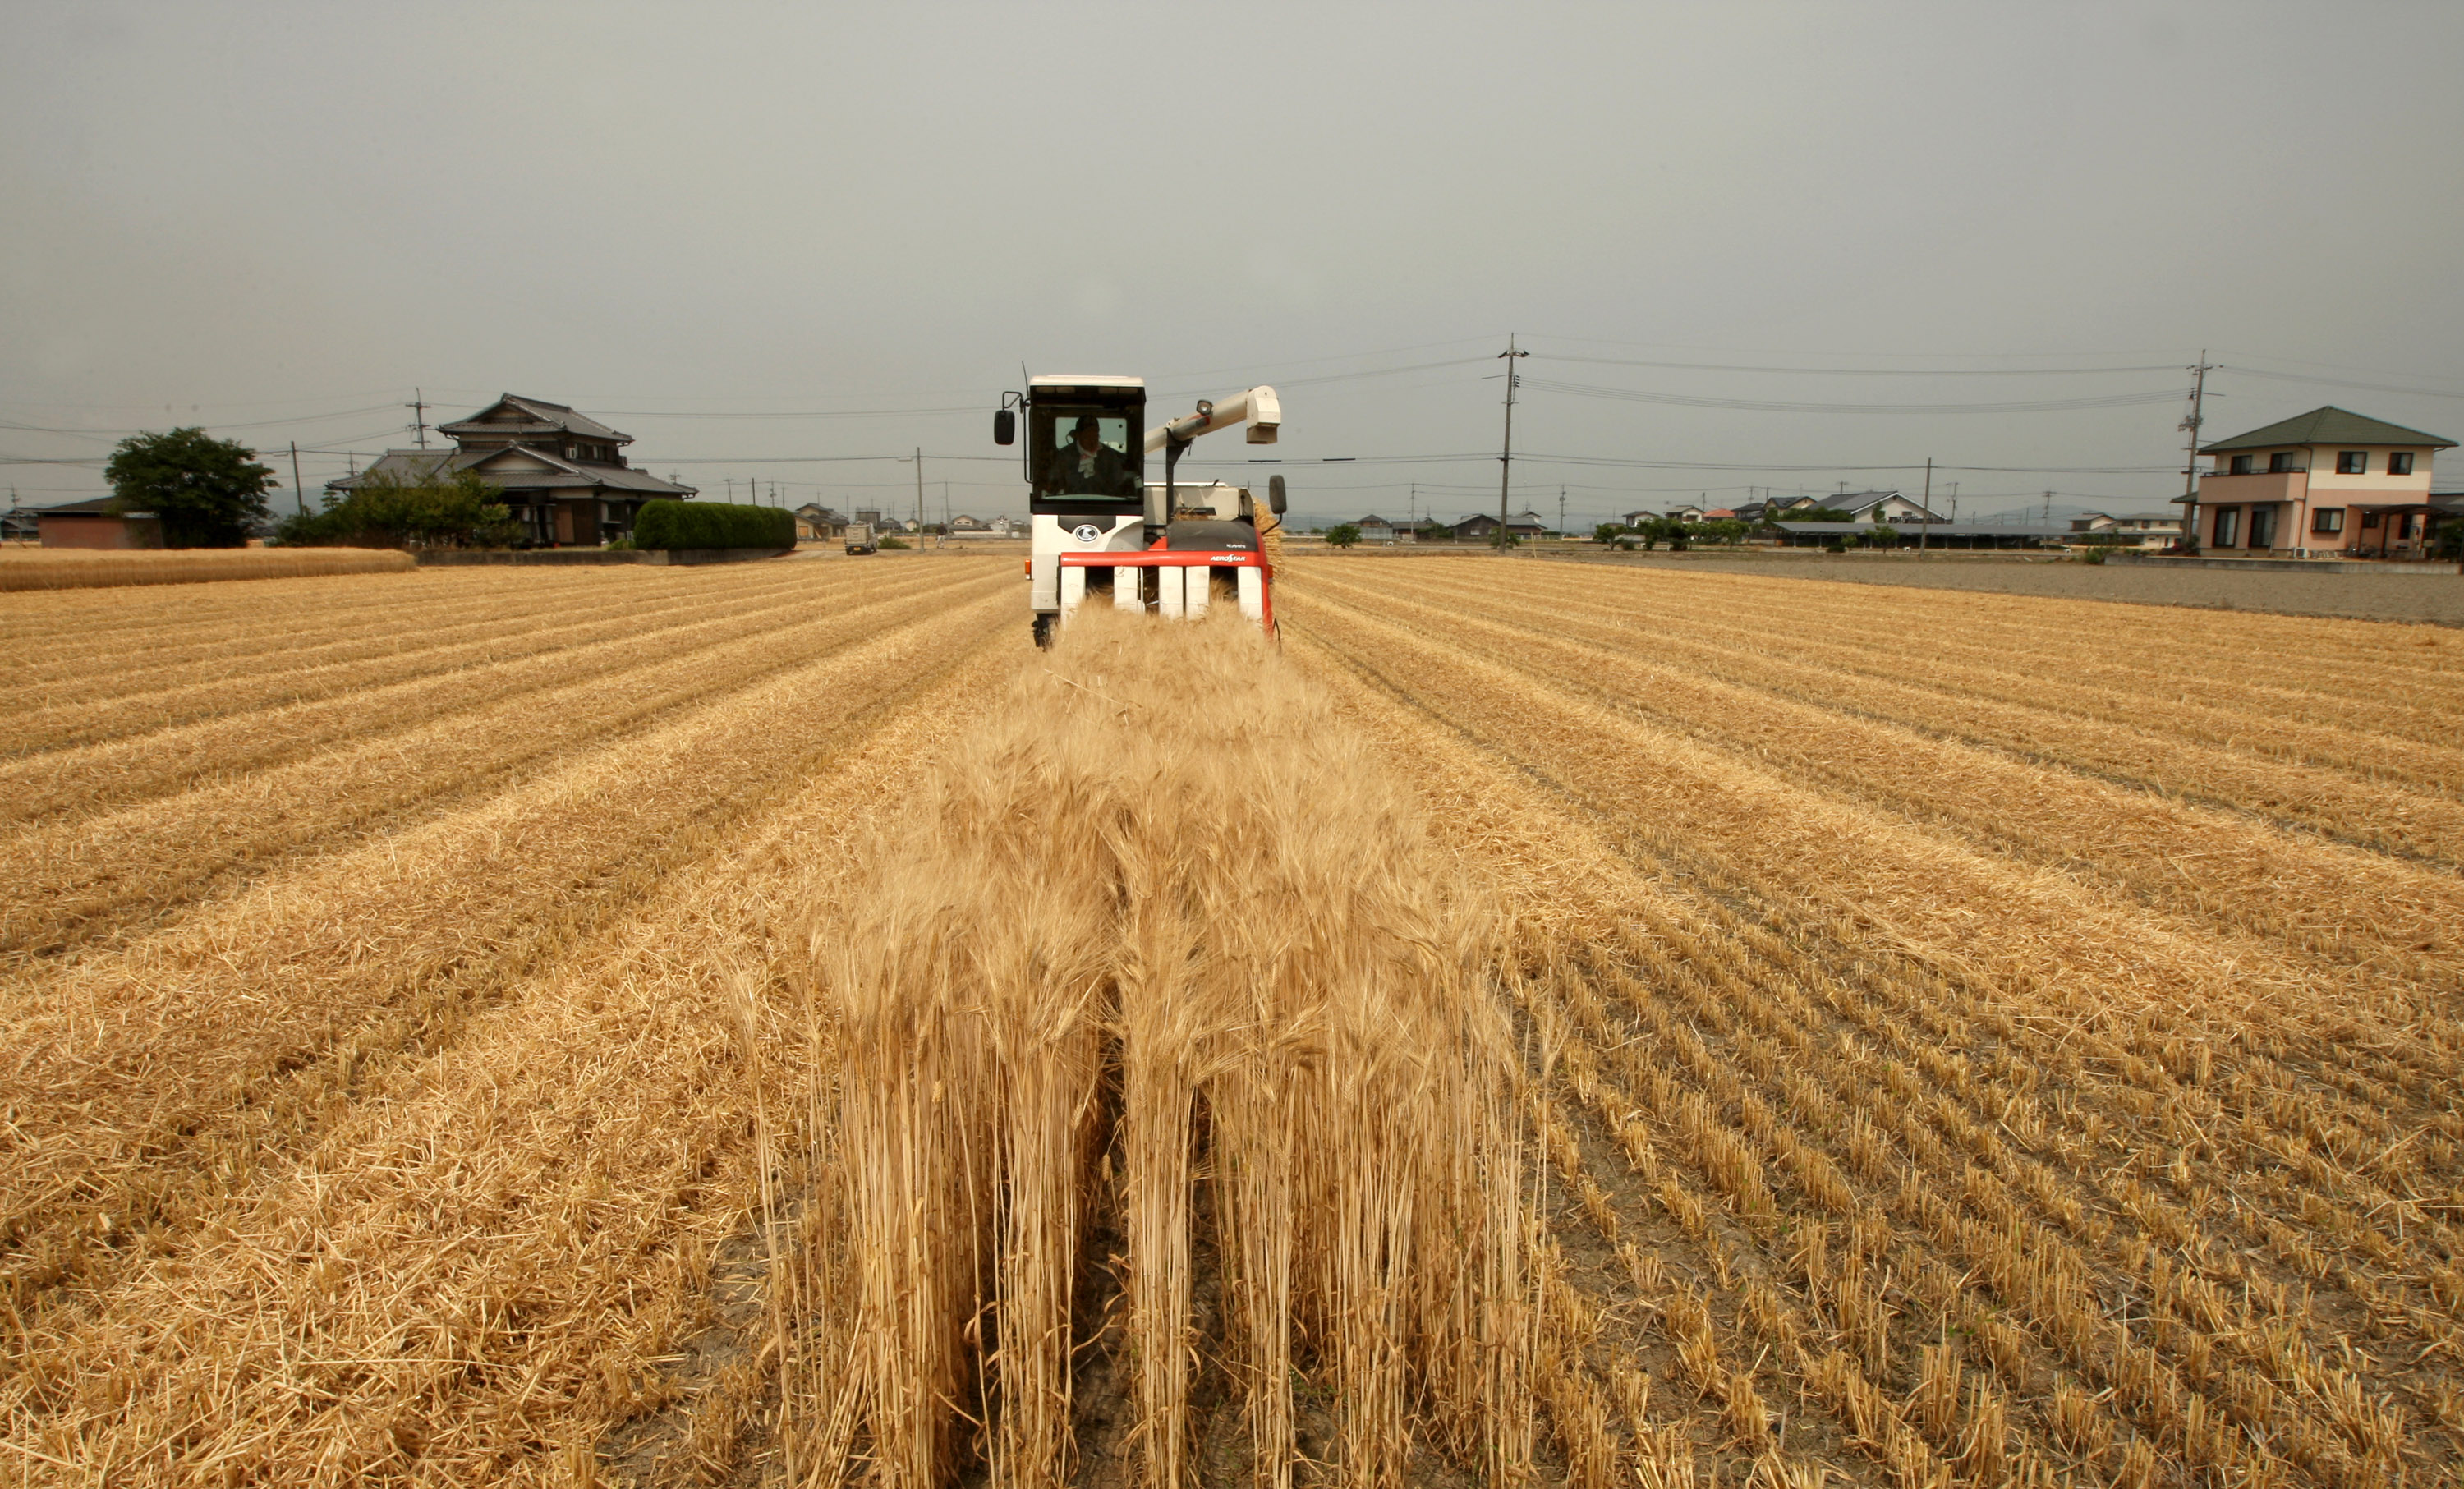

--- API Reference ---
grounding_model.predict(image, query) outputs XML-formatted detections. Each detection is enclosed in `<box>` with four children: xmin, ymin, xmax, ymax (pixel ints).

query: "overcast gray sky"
<box><xmin>6</xmin><ymin>1</ymin><xmax>2462</xmax><ymax>528</ymax></box>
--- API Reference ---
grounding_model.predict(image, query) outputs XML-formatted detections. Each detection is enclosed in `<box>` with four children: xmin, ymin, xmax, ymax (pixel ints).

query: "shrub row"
<box><xmin>632</xmin><ymin>500</ymin><xmax>795</xmax><ymax>551</ymax></box>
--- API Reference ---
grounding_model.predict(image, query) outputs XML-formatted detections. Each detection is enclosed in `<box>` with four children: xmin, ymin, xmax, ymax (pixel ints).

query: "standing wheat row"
<box><xmin>798</xmin><ymin>609</ymin><xmax>1532</xmax><ymax>1489</ymax></box>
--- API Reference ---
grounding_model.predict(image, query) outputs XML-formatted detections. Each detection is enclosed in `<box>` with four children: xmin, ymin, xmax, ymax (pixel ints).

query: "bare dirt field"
<box><xmin>6</xmin><ymin>552</ymin><xmax>2463</xmax><ymax>1488</ymax></box>
<box><xmin>1530</xmin><ymin>548</ymin><xmax>2464</xmax><ymax>626</ymax></box>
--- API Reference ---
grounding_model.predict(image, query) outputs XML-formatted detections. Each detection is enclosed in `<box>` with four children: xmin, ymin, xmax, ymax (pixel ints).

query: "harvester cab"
<box><xmin>998</xmin><ymin>375</ymin><xmax>1285</xmax><ymax>646</ymax></box>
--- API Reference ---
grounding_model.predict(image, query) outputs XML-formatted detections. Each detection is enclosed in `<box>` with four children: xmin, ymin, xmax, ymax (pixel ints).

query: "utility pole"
<box><xmin>915</xmin><ymin>446</ymin><xmax>925</xmax><ymax>535</ymax></box>
<box><xmin>2043</xmin><ymin>490</ymin><xmax>2053</xmax><ymax>525</ymax></box>
<box><xmin>407</xmin><ymin>388</ymin><xmax>430</xmax><ymax>449</ymax></box>
<box><xmin>2178</xmin><ymin>351</ymin><xmax>2212</xmax><ymax>554</ymax></box>
<box><xmin>289</xmin><ymin>441</ymin><xmax>306</xmax><ymax>517</ymax></box>
<box><xmin>1558</xmin><ymin>485</ymin><xmax>1566</xmax><ymax>540</ymax></box>
<box><xmin>724</xmin><ymin>477</ymin><xmax>735</xmax><ymax>502</ymax></box>
<box><xmin>1919</xmin><ymin>457</ymin><xmax>1931</xmax><ymax>556</ymax></box>
<box><xmin>1495</xmin><ymin>334</ymin><xmax>1528</xmax><ymax>549</ymax></box>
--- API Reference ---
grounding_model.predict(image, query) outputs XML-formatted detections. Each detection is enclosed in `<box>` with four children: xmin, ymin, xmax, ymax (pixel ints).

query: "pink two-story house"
<box><xmin>2187</xmin><ymin>407</ymin><xmax>2453</xmax><ymax>558</ymax></box>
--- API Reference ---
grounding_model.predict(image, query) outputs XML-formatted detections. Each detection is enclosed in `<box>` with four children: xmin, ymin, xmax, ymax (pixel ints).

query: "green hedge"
<box><xmin>632</xmin><ymin>499</ymin><xmax>795</xmax><ymax>550</ymax></box>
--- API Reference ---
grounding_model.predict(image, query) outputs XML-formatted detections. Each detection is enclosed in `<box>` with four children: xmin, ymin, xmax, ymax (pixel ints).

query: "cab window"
<box><xmin>1031</xmin><ymin>407</ymin><xmax>1141</xmax><ymax>500</ymax></box>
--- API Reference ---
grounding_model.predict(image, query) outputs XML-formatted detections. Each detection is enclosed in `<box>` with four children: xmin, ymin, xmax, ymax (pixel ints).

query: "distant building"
<box><xmin>1451</xmin><ymin>509</ymin><xmax>1549</xmax><ymax>540</ymax></box>
<box><xmin>1357</xmin><ymin>513</ymin><xmax>1396</xmax><ymax>542</ymax></box>
<box><xmin>2192</xmin><ymin>406</ymin><xmax>2454</xmax><ymax>557</ymax></box>
<box><xmin>34</xmin><ymin>496</ymin><xmax>163</xmax><ymax>549</ymax></box>
<box><xmin>327</xmin><ymin>393</ymin><xmax>696</xmax><ymax>546</ymax></box>
<box><xmin>855</xmin><ymin>508</ymin><xmax>883</xmax><ymax>527</ymax></box>
<box><xmin>795</xmin><ymin>503</ymin><xmax>845</xmax><ymax>540</ymax></box>
<box><xmin>1791</xmin><ymin>490</ymin><xmax>1942</xmax><ymax>524</ymax></box>
<box><xmin>2068</xmin><ymin>511</ymin><xmax>2181</xmax><ymax>547</ymax></box>
<box><xmin>944</xmin><ymin>513</ymin><xmax>1024</xmax><ymax>540</ymax></box>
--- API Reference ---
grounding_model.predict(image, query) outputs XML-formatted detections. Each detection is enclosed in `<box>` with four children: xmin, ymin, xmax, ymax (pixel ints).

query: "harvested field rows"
<box><xmin>0</xmin><ymin>557</ymin><xmax>1020</xmax><ymax>1483</ymax></box>
<box><xmin>1283</xmin><ymin>554</ymin><xmax>2464</xmax><ymax>1489</ymax></box>
<box><xmin>4</xmin><ymin>549</ymin><xmax>2460</xmax><ymax>1489</ymax></box>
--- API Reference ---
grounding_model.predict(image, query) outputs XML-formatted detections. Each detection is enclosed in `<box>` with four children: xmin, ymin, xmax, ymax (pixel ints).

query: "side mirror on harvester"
<box><xmin>1268</xmin><ymin>475</ymin><xmax>1287</xmax><ymax>516</ymax></box>
<box><xmin>994</xmin><ymin>409</ymin><xmax>1015</xmax><ymax>445</ymax></box>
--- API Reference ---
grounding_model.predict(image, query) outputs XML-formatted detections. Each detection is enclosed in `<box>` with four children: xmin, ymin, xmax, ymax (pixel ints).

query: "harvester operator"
<box><xmin>1040</xmin><ymin>415</ymin><xmax>1138</xmax><ymax>498</ymax></box>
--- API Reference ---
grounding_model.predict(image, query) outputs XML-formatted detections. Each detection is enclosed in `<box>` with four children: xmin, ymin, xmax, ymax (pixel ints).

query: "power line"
<box><xmin>0</xmin><ymin>402</ymin><xmax>405</xmax><ymax>436</ymax></box>
<box><xmin>1524</xmin><ymin>329</ymin><xmax>2189</xmax><ymax>361</ymax></box>
<box><xmin>2218</xmin><ymin>365</ymin><xmax>2464</xmax><ymax>402</ymax></box>
<box><xmin>1520</xmin><ymin>379</ymin><xmax>2187</xmax><ymax>415</ymax></box>
<box><xmin>593</xmin><ymin>405</ymin><xmax>981</xmax><ymax>420</ymax></box>
<box><xmin>1532</xmin><ymin>354</ymin><xmax>2181</xmax><ymax>377</ymax></box>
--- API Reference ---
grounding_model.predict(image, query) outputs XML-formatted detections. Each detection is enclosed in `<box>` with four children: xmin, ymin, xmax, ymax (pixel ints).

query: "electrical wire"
<box><xmin>1532</xmin><ymin>354</ymin><xmax>2183</xmax><ymax>377</ymax></box>
<box><xmin>1515</xmin><ymin>452</ymin><xmax>2179</xmax><ymax>474</ymax></box>
<box><xmin>2219</xmin><ymin>365</ymin><xmax>2464</xmax><ymax>402</ymax></box>
<box><xmin>592</xmin><ymin>406</ymin><xmax>983</xmax><ymax>420</ymax></box>
<box><xmin>1522</xmin><ymin>378</ymin><xmax>2187</xmax><ymax>415</ymax></box>
<box><xmin>0</xmin><ymin>403</ymin><xmax>408</xmax><ymax>436</ymax></box>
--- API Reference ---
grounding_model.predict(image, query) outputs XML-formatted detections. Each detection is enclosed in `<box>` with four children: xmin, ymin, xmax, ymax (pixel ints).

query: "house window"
<box><xmin>2228</xmin><ymin>454</ymin><xmax>2252</xmax><ymax>475</ymax></box>
<box><xmin>2311</xmin><ymin>508</ymin><xmax>2344</xmax><ymax>535</ymax></box>
<box><xmin>2361</xmin><ymin>510</ymin><xmax>2382</xmax><ymax>530</ymax></box>
<box><xmin>2388</xmin><ymin>452</ymin><xmax>2415</xmax><ymax>476</ymax></box>
<box><xmin>2248</xmin><ymin>505</ymin><xmax>2277</xmax><ymax>549</ymax></box>
<box><xmin>2269</xmin><ymin>452</ymin><xmax>2298</xmax><ymax>473</ymax></box>
<box><xmin>2212</xmin><ymin>508</ymin><xmax>2240</xmax><ymax>547</ymax></box>
<box><xmin>2337</xmin><ymin>451</ymin><xmax>2368</xmax><ymax>475</ymax></box>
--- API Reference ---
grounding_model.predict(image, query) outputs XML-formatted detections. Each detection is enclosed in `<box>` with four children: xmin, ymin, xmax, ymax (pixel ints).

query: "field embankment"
<box><xmin>1547</xmin><ymin>547</ymin><xmax>2464</xmax><ymax>626</ymax></box>
<box><xmin>0</xmin><ymin>546</ymin><xmax>416</xmax><ymax>590</ymax></box>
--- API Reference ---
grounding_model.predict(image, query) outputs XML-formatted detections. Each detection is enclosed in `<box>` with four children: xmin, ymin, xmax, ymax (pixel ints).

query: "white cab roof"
<box><xmin>1029</xmin><ymin>375</ymin><xmax>1144</xmax><ymax>389</ymax></box>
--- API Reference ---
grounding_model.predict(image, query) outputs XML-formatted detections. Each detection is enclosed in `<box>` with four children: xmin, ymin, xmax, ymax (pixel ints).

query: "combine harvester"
<box><xmin>995</xmin><ymin>375</ymin><xmax>1286</xmax><ymax>646</ymax></box>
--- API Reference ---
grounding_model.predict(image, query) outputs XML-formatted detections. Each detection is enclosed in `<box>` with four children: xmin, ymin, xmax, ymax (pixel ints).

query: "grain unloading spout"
<box><xmin>1143</xmin><ymin>386</ymin><xmax>1280</xmax><ymax>453</ymax></box>
<box><xmin>1145</xmin><ymin>386</ymin><xmax>1281</xmax><ymax>535</ymax></box>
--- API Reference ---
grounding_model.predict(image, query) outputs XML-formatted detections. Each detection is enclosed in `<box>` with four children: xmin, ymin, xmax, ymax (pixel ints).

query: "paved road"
<box><xmin>1537</xmin><ymin>552</ymin><xmax>2464</xmax><ymax>627</ymax></box>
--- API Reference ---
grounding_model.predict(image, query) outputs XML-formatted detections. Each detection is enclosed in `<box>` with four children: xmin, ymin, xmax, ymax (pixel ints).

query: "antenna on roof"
<box><xmin>408</xmin><ymin>388</ymin><xmax>430</xmax><ymax>450</ymax></box>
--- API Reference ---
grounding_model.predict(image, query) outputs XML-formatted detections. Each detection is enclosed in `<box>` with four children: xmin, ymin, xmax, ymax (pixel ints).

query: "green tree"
<box><xmin>1326</xmin><ymin>522</ymin><xmax>1363</xmax><ymax>548</ymax></box>
<box><xmin>1869</xmin><ymin>522</ymin><xmax>1899</xmax><ymax>545</ymax></box>
<box><xmin>105</xmin><ymin>427</ymin><xmax>275</xmax><ymax>548</ymax></box>
<box><xmin>1593</xmin><ymin>522</ymin><xmax>1629</xmax><ymax>546</ymax></box>
<box><xmin>278</xmin><ymin>468</ymin><xmax>519</xmax><ymax>549</ymax></box>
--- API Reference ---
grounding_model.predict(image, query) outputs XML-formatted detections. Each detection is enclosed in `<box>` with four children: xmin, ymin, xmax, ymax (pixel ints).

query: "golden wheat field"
<box><xmin>4</xmin><ymin>549</ymin><xmax>2463</xmax><ymax>1489</ymax></box>
<box><xmin>0</xmin><ymin>547</ymin><xmax>416</xmax><ymax>591</ymax></box>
